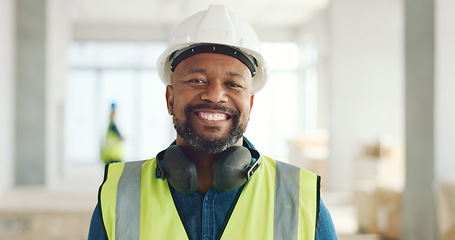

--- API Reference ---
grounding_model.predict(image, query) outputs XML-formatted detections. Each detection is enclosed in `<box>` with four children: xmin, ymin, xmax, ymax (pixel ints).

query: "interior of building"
<box><xmin>1</xmin><ymin>0</ymin><xmax>454</xmax><ymax>239</ymax></box>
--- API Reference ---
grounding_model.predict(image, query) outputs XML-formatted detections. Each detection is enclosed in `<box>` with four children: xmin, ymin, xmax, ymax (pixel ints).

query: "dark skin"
<box><xmin>166</xmin><ymin>53</ymin><xmax>255</xmax><ymax>193</ymax></box>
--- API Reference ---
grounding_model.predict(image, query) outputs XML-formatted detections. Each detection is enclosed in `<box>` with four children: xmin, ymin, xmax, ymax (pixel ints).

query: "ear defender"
<box><xmin>212</xmin><ymin>146</ymin><xmax>252</xmax><ymax>192</ymax></box>
<box><xmin>163</xmin><ymin>145</ymin><xmax>199</xmax><ymax>194</ymax></box>
<box><xmin>161</xmin><ymin>145</ymin><xmax>259</xmax><ymax>194</ymax></box>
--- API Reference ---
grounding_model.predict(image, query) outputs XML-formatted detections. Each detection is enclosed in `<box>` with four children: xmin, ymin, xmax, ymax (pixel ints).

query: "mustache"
<box><xmin>184</xmin><ymin>103</ymin><xmax>239</xmax><ymax>117</ymax></box>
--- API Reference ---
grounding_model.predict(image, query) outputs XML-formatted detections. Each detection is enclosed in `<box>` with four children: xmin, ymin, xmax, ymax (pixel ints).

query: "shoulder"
<box><xmin>102</xmin><ymin>159</ymin><xmax>156</xmax><ymax>185</ymax></box>
<box><xmin>260</xmin><ymin>155</ymin><xmax>318</xmax><ymax>177</ymax></box>
<box><xmin>105</xmin><ymin>159</ymin><xmax>154</xmax><ymax>172</ymax></box>
<box><xmin>88</xmin><ymin>203</ymin><xmax>108</xmax><ymax>240</ymax></box>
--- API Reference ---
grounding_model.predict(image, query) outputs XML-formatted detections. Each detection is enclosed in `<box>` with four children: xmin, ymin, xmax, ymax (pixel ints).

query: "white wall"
<box><xmin>46</xmin><ymin>0</ymin><xmax>72</xmax><ymax>191</ymax></box>
<box><xmin>436</xmin><ymin>0</ymin><xmax>455</xmax><ymax>181</ymax></box>
<box><xmin>0</xmin><ymin>0</ymin><xmax>15</xmax><ymax>196</ymax></box>
<box><xmin>328</xmin><ymin>0</ymin><xmax>403</xmax><ymax>191</ymax></box>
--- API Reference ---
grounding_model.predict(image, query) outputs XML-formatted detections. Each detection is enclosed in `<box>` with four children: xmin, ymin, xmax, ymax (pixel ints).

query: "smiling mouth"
<box><xmin>196</xmin><ymin>112</ymin><xmax>230</xmax><ymax>121</ymax></box>
<box><xmin>185</xmin><ymin>103</ymin><xmax>236</xmax><ymax>124</ymax></box>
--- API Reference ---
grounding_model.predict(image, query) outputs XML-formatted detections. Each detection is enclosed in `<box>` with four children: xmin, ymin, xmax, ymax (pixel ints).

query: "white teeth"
<box><xmin>200</xmin><ymin>113</ymin><xmax>227</xmax><ymax>121</ymax></box>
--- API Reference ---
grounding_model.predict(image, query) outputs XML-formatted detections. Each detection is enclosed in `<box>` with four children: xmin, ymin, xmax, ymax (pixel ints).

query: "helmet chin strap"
<box><xmin>159</xmin><ymin>145</ymin><xmax>260</xmax><ymax>194</ymax></box>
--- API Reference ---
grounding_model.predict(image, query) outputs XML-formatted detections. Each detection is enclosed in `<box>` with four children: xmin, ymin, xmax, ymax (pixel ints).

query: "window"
<box><xmin>245</xmin><ymin>42</ymin><xmax>303</xmax><ymax>160</ymax></box>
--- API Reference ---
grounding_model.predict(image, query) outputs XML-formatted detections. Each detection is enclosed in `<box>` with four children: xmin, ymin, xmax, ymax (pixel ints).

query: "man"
<box><xmin>88</xmin><ymin>5</ymin><xmax>337</xmax><ymax>240</ymax></box>
<box><xmin>100</xmin><ymin>102</ymin><xmax>124</xmax><ymax>164</ymax></box>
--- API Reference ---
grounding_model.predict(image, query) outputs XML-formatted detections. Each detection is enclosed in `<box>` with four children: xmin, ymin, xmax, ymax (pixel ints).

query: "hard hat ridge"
<box><xmin>194</xmin><ymin>4</ymin><xmax>236</xmax><ymax>44</ymax></box>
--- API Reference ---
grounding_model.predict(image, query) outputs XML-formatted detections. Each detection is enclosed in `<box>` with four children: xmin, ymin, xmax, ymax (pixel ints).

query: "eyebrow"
<box><xmin>185</xmin><ymin>68</ymin><xmax>206</xmax><ymax>75</ymax></box>
<box><xmin>227</xmin><ymin>71</ymin><xmax>246</xmax><ymax>80</ymax></box>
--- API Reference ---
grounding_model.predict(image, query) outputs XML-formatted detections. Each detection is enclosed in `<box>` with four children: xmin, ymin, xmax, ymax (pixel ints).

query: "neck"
<box><xmin>193</xmin><ymin>152</ymin><xmax>214</xmax><ymax>193</ymax></box>
<box><xmin>179</xmin><ymin>146</ymin><xmax>217</xmax><ymax>193</ymax></box>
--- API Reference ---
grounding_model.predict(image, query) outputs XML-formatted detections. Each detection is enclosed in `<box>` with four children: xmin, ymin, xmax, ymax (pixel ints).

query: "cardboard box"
<box><xmin>354</xmin><ymin>188</ymin><xmax>378</xmax><ymax>234</ymax></box>
<box><xmin>374</xmin><ymin>187</ymin><xmax>402</xmax><ymax>240</ymax></box>
<box><xmin>438</xmin><ymin>180</ymin><xmax>455</xmax><ymax>240</ymax></box>
<box><xmin>354</xmin><ymin>187</ymin><xmax>402</xmax><ymax>239</ymax></box>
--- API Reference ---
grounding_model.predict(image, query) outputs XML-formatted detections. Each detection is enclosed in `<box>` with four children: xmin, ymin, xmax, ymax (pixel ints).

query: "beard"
<box><xmin>172</xmin><ymin>103</ymin><xmax>247</xmax><ymax>154</ymax></box>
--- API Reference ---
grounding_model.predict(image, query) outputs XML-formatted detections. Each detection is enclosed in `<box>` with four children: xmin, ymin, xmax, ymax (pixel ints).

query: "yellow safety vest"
<box><xmin>100</xmin><ymin>155</ymin><xmax>320</xmax><ymax>240</ymax></box>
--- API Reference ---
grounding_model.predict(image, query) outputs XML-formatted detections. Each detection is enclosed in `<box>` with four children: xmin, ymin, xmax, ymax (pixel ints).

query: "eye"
<box><xmin>186</xmin><ymin>78</ymin><xmax>207</xmax><ymax>84</ymax></box>
<box><xmin>226</xmin><ymin>81</ymin><xmax>243</xmax><ymax>89</ymax></box>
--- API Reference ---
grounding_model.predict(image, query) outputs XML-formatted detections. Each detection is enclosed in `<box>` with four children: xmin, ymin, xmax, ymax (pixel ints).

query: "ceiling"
<box><xmin>68</xmin><ymin>0</ymin><xmax>330</xmax><ymax>29</ymax></box>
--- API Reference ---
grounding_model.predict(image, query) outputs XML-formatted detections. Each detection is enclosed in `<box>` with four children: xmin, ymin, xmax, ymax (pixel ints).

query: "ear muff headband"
<box><xmin>159</xmin><ymin>145</ymin><xmax>260</xmax><ymax>194</ymax></box>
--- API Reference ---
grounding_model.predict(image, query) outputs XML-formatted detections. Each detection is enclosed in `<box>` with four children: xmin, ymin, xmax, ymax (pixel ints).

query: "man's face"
<box><xmin>166</xmin><ymin>53</ymin><xmax>254</xmax><ymax>154</ymax></box>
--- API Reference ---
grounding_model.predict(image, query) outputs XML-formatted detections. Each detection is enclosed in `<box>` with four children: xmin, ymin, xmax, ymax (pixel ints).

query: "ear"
<box><xmin>165</xmin><ymin>85</ymin><xmax>174</xmax><ymax>115</ymax></box>
<box><xmin>249</xmin><ymin>94</ymin><xmax>254</xmax><ymax>112</ymax></box>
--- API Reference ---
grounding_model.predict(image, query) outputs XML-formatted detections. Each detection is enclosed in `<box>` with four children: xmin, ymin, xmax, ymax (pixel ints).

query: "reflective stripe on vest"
<box><xmin>100</xmin><ymin>160</ymin><xmax>187</xmax><ymax>240</ymax></box>
<box><xmin>100</xmin><ymin>155</ymin><xmax>319</xmax><ymax>240</ymax></box>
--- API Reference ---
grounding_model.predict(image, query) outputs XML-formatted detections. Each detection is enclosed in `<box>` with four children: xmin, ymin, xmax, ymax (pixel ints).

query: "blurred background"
<box><xmin>1</xmin><ymin>0</ymin><xmax>454</xmax><ymax>239</ymax></box>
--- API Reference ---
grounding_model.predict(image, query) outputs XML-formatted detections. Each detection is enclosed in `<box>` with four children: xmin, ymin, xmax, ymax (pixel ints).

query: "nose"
<box><xmin>200</xmin><ymin>81</ymin><xmax>228</xmax><ymax>103</ymax></box>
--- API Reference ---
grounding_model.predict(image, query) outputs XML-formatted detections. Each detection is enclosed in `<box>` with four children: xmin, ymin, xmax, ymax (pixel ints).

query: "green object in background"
<box><xmin>101</xmin><ymin>103</ymin><xmax>124</xmax><ymax>164</ymax></box>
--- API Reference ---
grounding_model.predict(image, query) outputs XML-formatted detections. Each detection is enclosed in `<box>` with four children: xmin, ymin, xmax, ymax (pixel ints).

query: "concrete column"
<box><xmin>402</xmin><ymin>0</ymin><xmax>438</xmax><ymax>239</ymax></box>
<box><xmin>15</xmin><ymin>0</ymin><xmax>47</xmax><ymax>185</ymax></box>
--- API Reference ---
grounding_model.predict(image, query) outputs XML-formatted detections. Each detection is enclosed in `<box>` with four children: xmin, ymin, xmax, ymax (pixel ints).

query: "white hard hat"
<box><xmin>157</xmin><ymin>5</ymin><xmax>268</xmax><ymax>94</ymax></box>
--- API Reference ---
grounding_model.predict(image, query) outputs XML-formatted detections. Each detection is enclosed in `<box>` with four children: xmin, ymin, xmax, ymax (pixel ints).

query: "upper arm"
<box><xmin>88</xmin><ymin>202</ymin><xmax>108</xmax><ymax>240</ymax></box>
<box><xmin>316</xmin><ymin>198</ymin><xmax>337</xmax><ymax>240</ymax></box>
